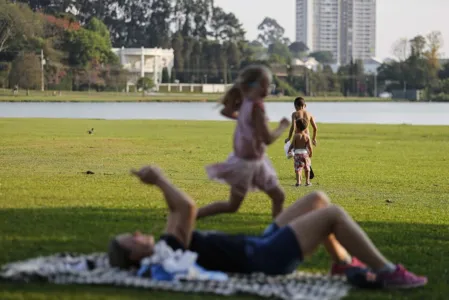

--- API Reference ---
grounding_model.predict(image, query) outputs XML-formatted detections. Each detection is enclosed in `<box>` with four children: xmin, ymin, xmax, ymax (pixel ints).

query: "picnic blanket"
<box><xmin>0</xmin><ymin>242</ymin><xmax>351</xmax><ymax>300</ymax></box>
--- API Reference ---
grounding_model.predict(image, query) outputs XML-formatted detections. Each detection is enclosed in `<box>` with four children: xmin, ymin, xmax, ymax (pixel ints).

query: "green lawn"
<box><xmin>0</xmin><ymin>119</ymin><xmax>448</xmax><ymax>300</ymax></box>
<box><xmin>0</xmin><ymin>89</ymin><xmax>390</xmax><ymax>102</ymax></box>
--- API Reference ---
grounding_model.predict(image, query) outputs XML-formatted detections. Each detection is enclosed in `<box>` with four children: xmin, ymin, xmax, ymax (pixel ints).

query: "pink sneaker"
<box><xmin>331</xmin><ymin>257</ymin><xmax>367</xmax><ymax>275</ymax></box>
<box><xmin>378</xmin><ymin>265</ymin><xmax>428</xmax><ymax>288</ymax></box>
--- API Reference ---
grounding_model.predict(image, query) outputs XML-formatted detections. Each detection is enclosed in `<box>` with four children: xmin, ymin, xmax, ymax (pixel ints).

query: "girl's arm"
<box><xmin>253</xmin><ymin>103</ymin><xmax>290</xmax><ymax>145</ymax></box>
<box><xmin>284</xmin><ymin>113</ymin><xmax>295</xmax><ymax>143</ymax></box>
<box><xmin>220</xmin><ymin>106</ymin><xmax>238</xmax><ymax>120</ymax></box>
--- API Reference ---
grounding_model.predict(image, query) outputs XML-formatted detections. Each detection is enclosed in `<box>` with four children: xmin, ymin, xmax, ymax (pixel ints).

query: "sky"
<box><xmin>214</xmin><ymin>0</ymin><xmax>449</xmax><ymax>60</ymax></box>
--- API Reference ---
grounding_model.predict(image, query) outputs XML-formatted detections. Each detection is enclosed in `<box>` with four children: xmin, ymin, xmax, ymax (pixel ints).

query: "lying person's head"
<box><xmin>108</xmin><ymin>231</ymin><xmax>155</xmax><ymax>269</ymax></box>
<box><xmin>296</xmin><ymin>118</ymin><xmax>308</xmax><ymax>133</ymax></box>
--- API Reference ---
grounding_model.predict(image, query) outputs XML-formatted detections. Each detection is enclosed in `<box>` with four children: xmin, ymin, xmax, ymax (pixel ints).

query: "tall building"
<box><xmin>296</xmin><ymin>0</ymin><xmax>376</xmax><ymax>65</ymax></box>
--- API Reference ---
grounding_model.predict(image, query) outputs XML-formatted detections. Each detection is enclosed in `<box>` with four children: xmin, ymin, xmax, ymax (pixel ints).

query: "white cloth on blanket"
<box><xmin>139</xmin><ymin>241</ymin><xmax>229</xmax><ymax>281</ymax></box>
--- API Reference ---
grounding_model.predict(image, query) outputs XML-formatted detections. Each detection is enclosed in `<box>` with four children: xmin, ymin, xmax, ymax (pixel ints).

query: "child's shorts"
<box><xmin>294</xmin><ymin>151</ymin><xmax>311</xmax><ymax>172</ymax></box>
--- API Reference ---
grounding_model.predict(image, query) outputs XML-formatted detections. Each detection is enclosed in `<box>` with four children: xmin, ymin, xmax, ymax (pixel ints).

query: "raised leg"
<box><xmin>288</xmin><ymin>205</ymin><xmax>389</xmax><ymax>270</ymax></box>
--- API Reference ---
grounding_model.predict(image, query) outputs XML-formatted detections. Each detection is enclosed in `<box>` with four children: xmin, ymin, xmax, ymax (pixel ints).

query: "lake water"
<box><xmin>0</xmin><ymin>102</ymin><xmax>448</xmax><ymax>125</ymax></box>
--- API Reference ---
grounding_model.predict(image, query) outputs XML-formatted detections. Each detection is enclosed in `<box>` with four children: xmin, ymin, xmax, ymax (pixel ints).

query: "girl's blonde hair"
<box><xmin>221</xmin><ymin>64</ymin><xmax>272</xmax><ymax>111</ymax></box>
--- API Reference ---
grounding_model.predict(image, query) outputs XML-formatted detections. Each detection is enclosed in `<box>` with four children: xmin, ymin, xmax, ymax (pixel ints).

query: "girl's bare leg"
<box><xmin>196</xmin><ymin>186</ymin><xmax>245</xmax><ymax>219</ymax></box>
<box><xmin>265</xmin><ymin>185</ymin><xmax>285</xmax><ymax>219</ymax></box>
<box><xmin>288</xmin><ymin>205</ymin><xmax>389</xmax><ymax>270</ymax></box>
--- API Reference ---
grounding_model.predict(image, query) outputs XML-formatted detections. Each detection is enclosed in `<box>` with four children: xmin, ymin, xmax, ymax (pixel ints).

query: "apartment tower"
<box><xmin>296</xmin><ymin>0</ymin><xmax>376</xmax><ymax>64</ymax></box>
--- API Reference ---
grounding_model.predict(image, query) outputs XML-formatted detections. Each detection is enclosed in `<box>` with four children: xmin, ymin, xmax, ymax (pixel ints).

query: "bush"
<box><xmin>314</xmin><ymin>91</ymin><xmax>344</xmax><ymax>97</ymax></box>
<box><xmin>0</xmin><ymin>62</ymin><xmax>10</xmax><ymax>88</ymax></box>
<box><xmin>9</xmin><ymin>52</ymin><xmax>41</xmax><ymax>90</ymax></box>
<box><xmin>161</xmin><ymin>67</ymin><xmax>170</xmax><ymax>83</ymax></box>
<box><xmin>273</xmin><ymin>75</ymin><xmax>297</xmax><ymax>96</ymax></box>
<box><xmin>136</xmin><ymin>77</ymin><xmax>154</xmax><ymax>91</ymax></box>
<box><xmin>431</xmin><ymin>93</ymin><xmax>449</xmax><ymax>102</ymax></box>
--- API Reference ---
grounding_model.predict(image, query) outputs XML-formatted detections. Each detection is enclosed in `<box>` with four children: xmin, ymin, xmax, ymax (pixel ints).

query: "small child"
<box><xmin>288</xmin><ymin>118</ymin><xmax>313</xmax><ymax>187</ymax></box>
<box><xmin>285</xmin><ymin>97</ymin><xmax>317</xmax><ymax>146</ymax></box>
<box><xmin>197</xmin><ymin>64</ymin><xmax>290</xmax><ymax>220</ymax></box>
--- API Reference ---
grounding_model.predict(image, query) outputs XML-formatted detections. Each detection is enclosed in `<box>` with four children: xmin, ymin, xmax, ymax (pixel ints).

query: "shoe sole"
<box><xmin>384</xmin><ymin>280</ymin><xmax>428</xmax><ymax>289</ymax></box>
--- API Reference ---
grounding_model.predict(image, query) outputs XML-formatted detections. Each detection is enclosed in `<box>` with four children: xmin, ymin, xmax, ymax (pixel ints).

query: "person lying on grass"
<box><xmin>108</xmin><ymin>165</ymin><xmax>427</xmax><ymax>288</ymax></box>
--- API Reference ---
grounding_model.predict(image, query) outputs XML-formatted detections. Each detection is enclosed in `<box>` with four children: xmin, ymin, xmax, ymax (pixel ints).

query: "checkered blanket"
<box><xmin>0</xmin><ymin>252</ymin><xmax>351</xmax><ymax>300</ymax></box>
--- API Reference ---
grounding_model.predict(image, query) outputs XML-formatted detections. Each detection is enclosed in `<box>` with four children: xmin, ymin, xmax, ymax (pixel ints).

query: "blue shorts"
<box><xmin>244</xmin><ymin>223</ymin><xmax>303</xmax><ymax>275</ymax></box>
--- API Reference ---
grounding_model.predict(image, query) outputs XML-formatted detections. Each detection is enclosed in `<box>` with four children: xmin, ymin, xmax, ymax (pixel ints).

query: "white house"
<box><xmin>291</xmin><ymin>57</ymin><xmax>321</xmax><ymax>71</ymax></box>
<box><xmin>329</xmin><ymin>57</ymin><xmax>382</xmax><ymax>74</ymax></box>
<box><xmin>363</xmin><ymin>57</ymin><xmax>382</xmax><ymax>74</ymax></box>
<box><xmin>112</xmin><ymin>47</ymin><xmax>174</xmax><ymax>91</ymax></box>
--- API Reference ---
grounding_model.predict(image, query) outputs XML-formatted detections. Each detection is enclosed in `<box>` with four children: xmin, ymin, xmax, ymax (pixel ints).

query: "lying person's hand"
<box><xmin>131</xmin><ymin>166</ymin><xmax>163</xmax><ymax>185</ymax></box>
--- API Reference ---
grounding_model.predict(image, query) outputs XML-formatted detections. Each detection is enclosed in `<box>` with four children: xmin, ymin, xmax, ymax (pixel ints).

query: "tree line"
<box><xmin>0</xmin><ymin>0</ymin><xmax>448</xmax><ymax>100</ymax></box>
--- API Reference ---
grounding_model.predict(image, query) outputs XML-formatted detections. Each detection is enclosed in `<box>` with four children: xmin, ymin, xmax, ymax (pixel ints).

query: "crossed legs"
<box><xmin>276</xmin><ymin>191</ymin><xmax>389</xmax><ymax>270</ymax></box>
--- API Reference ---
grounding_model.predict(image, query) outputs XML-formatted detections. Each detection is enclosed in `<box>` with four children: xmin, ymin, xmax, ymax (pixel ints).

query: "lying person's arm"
<box><xmin>131</xmin><ymin>166</ymin><xmax>196</xmax><ymax>248</ymax></box>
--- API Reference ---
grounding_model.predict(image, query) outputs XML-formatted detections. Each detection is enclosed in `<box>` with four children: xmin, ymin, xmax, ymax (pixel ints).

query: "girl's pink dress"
<box><xmin>206</xmin><ymin>99</ymin><xmax>278</xmax><ymax>195</ymax></box>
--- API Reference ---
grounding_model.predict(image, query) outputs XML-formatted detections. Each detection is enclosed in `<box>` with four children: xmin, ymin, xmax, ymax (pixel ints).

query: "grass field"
<box><xmin>0</xmin><ymin>89</ymin><xmax>390</xmax><ymax>102</ymax></box>
<box><xmin>0</xmin><ymin>119</ymin><xmax>448</xmax><ymax>300</ymax></box>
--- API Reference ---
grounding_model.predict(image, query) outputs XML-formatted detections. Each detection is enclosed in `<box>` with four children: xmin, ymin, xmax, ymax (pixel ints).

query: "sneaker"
<box><xmin>331</xmin><ymin>257</ymin><xmax>367</xmax><ymax>275</ymax></box>
<box><xmin>378</xmin><ymin>264</ymin><xmax>428</xmax><ymax>288</ymax></box>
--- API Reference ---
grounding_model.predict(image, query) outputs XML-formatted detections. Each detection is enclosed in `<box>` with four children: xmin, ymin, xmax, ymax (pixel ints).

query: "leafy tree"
<box><xmin>161</xmin><ymin>67</ymin><xmax>170</xmax><ymax>83</ymax></box>
<box><xmin>103</xmin><ymin>66</ymin><xmax>128</xmax><ymax>92</ymax></box>
<box><xmin>257</xmin><ymin>17</ymin><xmax>287</xmax><ymax>47</ymax></box>
<box><xmin>85</xmin><ymin>17</ymin><xmax>112</xmax><ymax>48</ymax></box>
<box><xmin>146</xmin><ymin>0</ymin><xmax>172</xmax><ymax>48</ymax></box>
<box><xmin>210</xmin><ymin>7</ymin><xmax>245</xmax><ymax>42</ymax></box>
<box><xmin>268</xmin><ymin>41</ymin><xmax>292</xmax><ymax>64</ymax></box>
<box><xmin>309</xmin><ymin>51</ymin><xmax>334</xmax><ymax>64</ymax></box>
<box><xmin>409</xmin><ymin>35</ymin><xmax>426</xmax><ymax>57</ymax></box>
<box><xmin>65</xmin><ymin>28</ymin><xmax>117</xmax><ymax>66</ymax></box>
<box><xmin>8</xmin><ymin>52</ymin><xmax>41</xmax><ymax>90</ymax></box>
<box><xmin>289</xmin><ymin>41</ymin><xmax>309</xmax><ymax>54</ymax></box>
<box><xmin>0</xmin><ymin>61</ymin><xmax>10</xmax><ymax>87</ymax></box>
<box><xmin>137</xmin><ymin>77</ymin><xmax>154</xmax><ymax>91</ymax></box>
<box><xmin>0</xmin><ymin>0</ymin><xmax>43</xmax><ymax>53</ymax></box>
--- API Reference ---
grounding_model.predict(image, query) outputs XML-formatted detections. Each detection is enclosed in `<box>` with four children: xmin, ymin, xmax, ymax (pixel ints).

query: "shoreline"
<box><xmin>0</xmin><ymin>93</ymin><xmax>396</xmax><ymax>103</ymax></box>
<box><xmin>0</xmin><ymin>117</ymin><xmax>446</xmax><ymax>126</ymax></box>
<box><xmin>0</xmin><ymin>98</ymin><xmax>401</xmax><ymax>103</ymax></box>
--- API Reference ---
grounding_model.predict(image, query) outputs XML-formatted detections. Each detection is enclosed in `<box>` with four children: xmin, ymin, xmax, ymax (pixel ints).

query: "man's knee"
<box><xmin>309</xmin><ymin>191</ymin><xmax>331</xmax><ymax>208</ymax></box>
<box><xmin>328</xmin><ymin>204</ymin><xmax>349</xmax><ymax>221</ymax></box>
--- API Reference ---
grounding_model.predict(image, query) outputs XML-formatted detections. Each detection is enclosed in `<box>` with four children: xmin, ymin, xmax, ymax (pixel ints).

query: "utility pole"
<box><xmin>374</xmin><ymin>73</ymin><xmax>378</xmax><ymax>97</ymax></box>
<box><xmin>40</xmin><ymin>49</ymin><xmax>45</xmax><ymax>92</ymax></box>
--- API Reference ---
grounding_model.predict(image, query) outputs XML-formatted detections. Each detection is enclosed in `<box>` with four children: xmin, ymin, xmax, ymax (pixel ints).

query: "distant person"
<box><xmin>197</xmin><ymin>64</ymin><xmax>290</xmax><ymax>220</ymax></box>
<box><xmin>109</xmin><ymin>164</ymin><xmax>428</xmax><ymax>289</ymax></box>
<box><xmin>285</xmin><ymin>97</ymin><xmax>318</xmax><ymax>146</ymax></box>
<box><xmin>287</xmin><ymin>118</ymin><xmax>313</xmax><ymax>187</ymax></box>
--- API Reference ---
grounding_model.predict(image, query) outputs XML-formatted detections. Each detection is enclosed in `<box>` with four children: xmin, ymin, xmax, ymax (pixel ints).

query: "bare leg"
<box><xmin>295</xmin><ymin>170</ymin><xmax>301</xmax><ymax>185</ymax></box>
<box><xmin>304</xmin><ymin>169</ymin><xmax>310</xmax><ymax>185</ymax></box>
<box><xmin>196</xmin><ymin>186</ymin><xmax>246</xmax><ymax>219</ymax></box>
<box><xmin>274</xmin><ymin>191</ymin><xmax>349</xmax><ymax>262</ymax></box>
<box><xmin>289</xmin><ymin>205</ymin><xmax>389</xmax><ymax>270</ymax></box>
<box><xmin>264</xmin><ymin>185</ymin><xmax>285</xmax><ymax>219</ymax></box>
